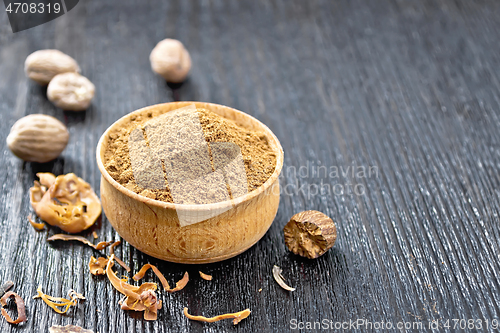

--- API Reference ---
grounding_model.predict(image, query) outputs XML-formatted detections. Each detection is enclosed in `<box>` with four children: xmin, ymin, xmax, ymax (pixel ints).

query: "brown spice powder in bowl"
<box><xmin>103</xmin><ymin>107</ymin><xmax>277</xmax><ymax>203</ymax></box>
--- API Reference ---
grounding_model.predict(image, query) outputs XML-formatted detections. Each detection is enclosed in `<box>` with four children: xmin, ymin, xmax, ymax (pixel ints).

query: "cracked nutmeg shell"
<box><xmin>283</xmin><ymin>210</ymin><xmax>337</xmax><ymax>259</ymax></box>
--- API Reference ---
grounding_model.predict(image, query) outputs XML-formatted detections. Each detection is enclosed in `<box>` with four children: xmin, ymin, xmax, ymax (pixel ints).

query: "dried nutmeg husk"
<box><xmin>283</xmin><ymin>210</ymin><xmax>337</xmax><ymax>259</ymax></box>
<box><xmin>30</xmin><ymin>173</ymin><xmax>101</xmax><ymax>233</ymax></box>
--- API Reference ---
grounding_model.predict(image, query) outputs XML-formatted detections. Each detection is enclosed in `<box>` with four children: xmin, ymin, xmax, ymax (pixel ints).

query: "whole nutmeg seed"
<box><xmin>7</xmin><ymin>114</ymin><xmax>69</xmax><ymax>163</ymax></box>
<box><xmin>150</xmin><ymin>38</ymin><xmax>191</xmax><ymax>83</ymax></box>
<box><xmin>47</xmin><ymin>72</ymin><xmax>95</xmax><ymax>111</ymax></box>
<box><xmin>24</xmin><ymin>50</ymin><xmax>80</xmax><ymax>85</ymax></box>
<box><xmin>284</xmin><ymin>210</ymin><xmax>337</xmax><ymax>259</ymax></box>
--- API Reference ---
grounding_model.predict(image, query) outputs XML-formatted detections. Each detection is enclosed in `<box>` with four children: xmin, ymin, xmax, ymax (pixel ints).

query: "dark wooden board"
<box><xmin>1</xmin><ymin>0</ymin><xmax>500</xmax><ymax>332</ymax></box>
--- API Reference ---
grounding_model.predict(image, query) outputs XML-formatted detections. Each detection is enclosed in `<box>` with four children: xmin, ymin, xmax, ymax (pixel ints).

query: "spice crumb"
<box><xmin>272</xmin><ymin>265</ymin><xmax>295</xmax><ymax>292</ymax></box>
<box><xmin>0</xmin><ymin>281</ymin><xmax>14</xmax><ymax>298</ymax></box>
<box><xmin>199</xmin><ymin>271</ymin><xmax>212</xmax><ymax>281</ymax></box>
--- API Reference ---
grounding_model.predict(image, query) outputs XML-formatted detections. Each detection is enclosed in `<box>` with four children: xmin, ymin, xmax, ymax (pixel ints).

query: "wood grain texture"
<box><xmin>0</xmin><ymin>0</ymin><xmax>500</xmax><ymax>332</ymax></box>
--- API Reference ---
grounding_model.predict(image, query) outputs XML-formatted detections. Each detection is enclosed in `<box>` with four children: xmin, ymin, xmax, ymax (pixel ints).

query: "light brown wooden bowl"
<box><xmin>96</xmin><ymin>102</ymin><xmax>283</xmax><ymax>263</ymax></box>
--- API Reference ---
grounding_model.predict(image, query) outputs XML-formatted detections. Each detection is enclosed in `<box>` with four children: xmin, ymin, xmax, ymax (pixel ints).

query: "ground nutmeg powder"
<box><xmin>103</xmin><ymin>108</ymin><xmax>277</xmax><ymax>203</ymax></box>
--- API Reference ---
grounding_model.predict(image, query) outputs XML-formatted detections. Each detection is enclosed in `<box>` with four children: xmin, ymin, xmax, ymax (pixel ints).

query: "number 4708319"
<box><xmin>5</xmin><ymin>2</ymin><xmax>61</xmax><ymax>14</ymax></box>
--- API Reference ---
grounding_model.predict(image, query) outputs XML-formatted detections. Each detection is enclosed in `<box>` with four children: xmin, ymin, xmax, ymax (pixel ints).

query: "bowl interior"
<box><xmin>96</xmin><ymin>102</ymin><xmax>284</xmax><ymax>211</ymax></box>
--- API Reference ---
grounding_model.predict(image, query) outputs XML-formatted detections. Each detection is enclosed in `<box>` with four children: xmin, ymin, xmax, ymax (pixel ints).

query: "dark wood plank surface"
<box><xmin>1</xmin><ymin>0</ymin><xmax>500</xmax><ymax>332</ymax></box>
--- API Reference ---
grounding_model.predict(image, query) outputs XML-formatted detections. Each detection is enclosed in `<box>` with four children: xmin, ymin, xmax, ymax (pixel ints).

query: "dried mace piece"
<box><xmin>0</xmin><ymin>291</ymin><xmax>26</xmax><ymax>324</ymax></box>
<box><xmin>30</xmin><ymin>173</ymin><xmax>102</xmax><ymax>233</ymax></box>
<box><xmin>284</xmin><ymin>210</ymin><xmax>337</xmax><ymax>259</ymax></box>
<box><xmin>183</xmin><ymin>307</ymin><xmax>251</xmax><ymax>325</ymax></box>
<box><xmin>199</xmin><ymin>271</ymin><xmax>212</xmax><ymax>281</ymax></box>
<box><xmin>133</xmin><ymin>265</ymin><xmax>189</xmax><ymax>293</ymax></box>
<box><xmin>33</xmin><ymin>286</ymin><xmax>85</xmax><ymax>314</ymax></box>
<box><xmin>109</xmin><ymin>241</ymin><xmax>130</xmax><ymax>272</ymax></box>
<box><xmin>133</xmin><ymin>264</ymin><xmax>170</xmax><ymax>290</ymax></box>
<box><xmin>106</xmin><ymin>255</ymin><xmax>162</xmax><ymax>321</ymax></box>
<box><xmin>47</xmin><ymin>234</ymin><xmax>112</xmax><ymax>250</ymax></box>
<box><xmin>89</xmin><ymin>256</ymin><xmax>109</xmax><ymax>275</ymax></box>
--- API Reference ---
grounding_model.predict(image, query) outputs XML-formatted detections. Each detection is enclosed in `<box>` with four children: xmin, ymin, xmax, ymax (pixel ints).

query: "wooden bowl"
<box><xmin>96</xmin><ymin>102</ymin><xmax>283</xmax><ymax>263</ymax></box>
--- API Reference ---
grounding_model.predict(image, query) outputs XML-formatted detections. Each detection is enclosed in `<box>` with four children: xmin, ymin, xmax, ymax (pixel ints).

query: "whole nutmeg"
<box><xmin>7</xmin><ymin>114</ymin><xmax>69</xmax><ymax>163</ymax></box>
<box><xmin>24</xmin><ymin>50</ymin><xmax>80</xmax><ymax>85</ymax></box>
<box><xmin>284</xmin><ymin>210</ymin><xmax>337</xmax><ymax>259</ymax></box>
<box><xmin>150</xmin><ymin>38</ymin><xmax>191</xmax><ymax>83</ymax></box>
<box><xmin>47</xmin><ymin>72</ymin><xmax>95</xmax><ymax>111</ymax></box>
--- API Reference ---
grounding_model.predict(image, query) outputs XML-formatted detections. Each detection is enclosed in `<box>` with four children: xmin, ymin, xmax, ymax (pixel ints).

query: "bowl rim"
<box><xmin>96</xmin><ymin>101</ymin><xmax>284</xmax><ymax>212</ymax></box>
